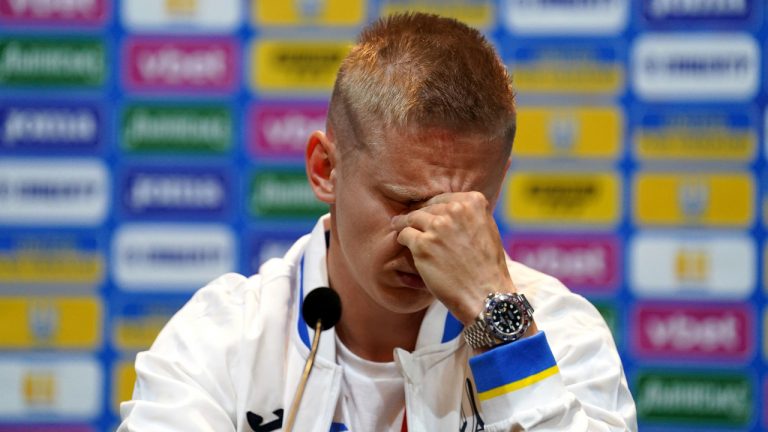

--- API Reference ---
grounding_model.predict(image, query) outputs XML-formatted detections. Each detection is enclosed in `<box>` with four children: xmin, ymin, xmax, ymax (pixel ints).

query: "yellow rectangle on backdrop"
<box><xmin>634</xmin><ymin>173</ymin><xmax>754</xmax><ymax>227</ymax></box>
<box><xmin>0</xmin><ymin>250</ymin><xmax>103</xmax><ymax>284</ymax></box>
<box><xmin>635</xmin><ymin>129</ymin><xmax>754</xmax><ymax>161</ymax></box>
<box><xmin>504</xmin><ymin>172</ymin><xmax>620</xmax><ymax>226</ymax></box>
<box><xmin>380</xmin><ymin>0</ymin><xmax>494</xmax><ymax>28</ymax></box>
<box><xmin>251</xmin><ymin>40</ymin><xmax>351</xmax><ymax>93</ymax></box>
<box><xmin>515</xmin><ymin>106</ymin><xmax>622</xmax><ymax>159</ymax></box>
<box><xmin>512</xmin><ymin>63</ymin><xmax>624</xmax><ymax>95</ymax></box>
<box><xmin>253</xmin><ymin>0</ymin><xmax>365</xmax><ymax>26</ymax></box>
<box><xmin>113</xmin><ymin>315</ymin><xmax>172</xmax><ymax>351</ymax></box>
<box><xmin>113</xmin><ymin>360</ymin><xmax>137</xmax><ymax>412</ymax></box>
<box><xmin>0</xmin><ymin>296</ymin><xmax>102</xmax><ymax>349</ymax></box>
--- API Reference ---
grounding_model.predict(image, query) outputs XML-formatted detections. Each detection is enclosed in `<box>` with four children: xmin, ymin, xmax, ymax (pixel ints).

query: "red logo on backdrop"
<box><xmin>123</xmin><ymin>37</ymin><xmax>237</xmax><ymax>93</ymax></box>
<box><xmin>633</xmin><ymin>303</ymin><xmax>753</xmax><ymax>361</ymax></box>
<box><xmin>248</xmin><ymin>102</ymin><xmax>328</xmax><ymax>160</ymax></box>
<box><xmin>506</xmin><ymin>235</ymin><xmax>619</xmax><ymax>293</ymax></box>
<box><xmin>0</xmin><ymin>0</ymin><xmax>107</xmax><ymax>25</ymax></box>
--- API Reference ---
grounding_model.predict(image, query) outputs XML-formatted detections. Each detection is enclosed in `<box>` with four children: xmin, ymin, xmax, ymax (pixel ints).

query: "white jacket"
<box><xmin>119</xmin><ymin>216</ymin><xmax>637</xmax><ymax>431</ymax></box>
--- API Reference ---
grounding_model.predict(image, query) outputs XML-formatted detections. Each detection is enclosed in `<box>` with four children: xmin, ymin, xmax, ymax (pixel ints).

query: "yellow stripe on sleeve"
<box><xmin>478</xmin><ymin>365</ymin><xmax>560</xmax><ymax>401</ymax></box>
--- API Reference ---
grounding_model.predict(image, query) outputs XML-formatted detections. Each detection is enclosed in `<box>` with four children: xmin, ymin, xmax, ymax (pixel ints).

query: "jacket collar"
<box><xmin>293</xmin><ymin>215</ymin><xmax>464</xmax><ymax>362</ymax></box>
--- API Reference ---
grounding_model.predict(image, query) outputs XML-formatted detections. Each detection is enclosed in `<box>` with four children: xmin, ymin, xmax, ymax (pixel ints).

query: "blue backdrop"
<box><xmin>0</xmin><ymin>1</ymin><xmax>764</xmax><ymax>430</ymax></box>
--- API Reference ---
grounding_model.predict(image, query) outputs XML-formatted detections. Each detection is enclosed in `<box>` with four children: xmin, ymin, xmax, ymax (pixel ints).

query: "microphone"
<box><xmin>284</xmin><ymin>287</ymin><xmax>342</xmax><ymax>432</ymax></box>
<box><xmin>302</xmin><ymin>286</ymin><xmax>342</xmax><ymax>330</ymax></box>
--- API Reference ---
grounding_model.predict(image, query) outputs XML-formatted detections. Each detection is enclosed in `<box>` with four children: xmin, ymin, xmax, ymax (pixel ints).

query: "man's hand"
<box><xmin>391</xmin><ymin>191</ymin><xmax>516</xmax><ymax>325</ymax></box>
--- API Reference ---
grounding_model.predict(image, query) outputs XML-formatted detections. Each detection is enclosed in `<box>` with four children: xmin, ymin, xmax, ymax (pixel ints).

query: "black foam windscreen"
<box><xmin>302</xmin><ymin>287</ymin><xmax>342</xmax><ymax>331</ymax></box>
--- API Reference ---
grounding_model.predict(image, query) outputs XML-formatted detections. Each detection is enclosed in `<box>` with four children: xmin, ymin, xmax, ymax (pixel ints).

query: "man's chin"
<box><xmin>377</xmin><ymin>285</ymin><xmax>434</xmax><ymax>314</ymax></box>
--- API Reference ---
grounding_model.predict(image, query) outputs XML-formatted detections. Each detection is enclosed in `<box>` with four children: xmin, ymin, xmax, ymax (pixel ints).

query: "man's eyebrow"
<box><xmin>379</xmin><ymin>183</ymin><xmax>430</xmax><ymax>201</ymax></box>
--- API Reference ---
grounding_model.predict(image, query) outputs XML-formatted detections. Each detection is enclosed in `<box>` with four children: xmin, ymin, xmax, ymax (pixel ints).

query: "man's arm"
<box><xmin>118</xmin><ymin>273</ymin><xmax>248</xmax><ymax>431</ymax></box>
<box><xmin>392</xmin><ymin>191</ymin><xmax>637</xmax><ymax>431</ymax></box>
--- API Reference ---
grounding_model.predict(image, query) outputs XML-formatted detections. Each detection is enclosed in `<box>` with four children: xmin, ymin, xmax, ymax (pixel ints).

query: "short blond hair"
<box><xmin>328</xmin><ymin>12</ymin><xmax>516</xmax><ymax>155</ymax></box>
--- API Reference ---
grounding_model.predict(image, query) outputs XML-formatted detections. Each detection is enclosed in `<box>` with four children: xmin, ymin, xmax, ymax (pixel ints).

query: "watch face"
<box><xmin>486</xmin><ymin>296</ymin><xmax>525</xmax><ymax>340</ymax></box>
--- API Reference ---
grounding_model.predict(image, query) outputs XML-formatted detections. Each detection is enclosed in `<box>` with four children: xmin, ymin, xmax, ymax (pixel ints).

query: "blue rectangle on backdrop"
<box><xmin>0</xmin><ymin>100</ymin><xmax>103</xmax><ymax>154</ymax></box>
<box><xmin>119</xmin><ymin>166</ymin><xmax>232</xmax><ymax>220</ymax></box>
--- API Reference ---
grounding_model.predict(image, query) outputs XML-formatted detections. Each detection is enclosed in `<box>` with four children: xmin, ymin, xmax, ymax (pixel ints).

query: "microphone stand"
<box><xmin>283</xmin><ymin>286</ymin><xmax>341</xmax><ymax>432</ymax></box>
<box><xmin>284</xmin><ymin>319</ymin><xmax>323</xmax><ymax>432</ymax></box>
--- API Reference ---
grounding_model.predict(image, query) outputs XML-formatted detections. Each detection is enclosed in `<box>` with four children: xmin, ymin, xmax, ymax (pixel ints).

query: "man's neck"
<box><xmin>326</xmin><ymin>247</ymin><xmax>426</xmax><ymax>363</ymax></box>
<box><xmin>334</xmin><ymin>287</ymin><xmax>426</xmax><ymax>363</ymax></box>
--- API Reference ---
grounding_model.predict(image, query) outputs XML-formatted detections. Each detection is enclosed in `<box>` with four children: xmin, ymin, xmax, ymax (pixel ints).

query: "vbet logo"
<box><xmin>501</xmin><ymin>0</ymin><xmax>628</xmax><ymax>35</ymax></box>
<box><xmin>112</xmin><ymin>223</ymin><xmax>235</xmax><ymax>291</ymax></box>
<box><xmin>0</xmin><ymin>36</ymin><xmax>106</xmax><ymax>87</ymax></box>
<box><xmin>506</xmin><ymin>235</ymin><xmax>619</xmax><ymax>294</ymax></box>
<box><xmin>0</xmin><ymin>0</ymin><xmax>108</xmax><ymax>25</ymax></box>
<box><xmin>632</xmin><ymin>32</ymin><xmax>759</xmax><ymax>101</ymax></box>
<box><xmin>629</xmin><ymin>231</ymin><xmax>755</xmax><ymax>300</ymax></box>
<box><xmin>248</xmin><ymin>101</ymin><xmax>327</xmax><ymax>159</ymax></box>
<box><xmin>632</xmin><ymin>105</ymin><xmax>756</xmax><ymax>162</ymax></box>
<box><xmin>123</xmin><ymin>37</ymin><xmax>237</xmax><ymax>93</ymax></box>
<box><xmin>122</xmin><ymin>0</ymin><xmax>241</xmax><ymax>32</ymax></box>
<box><xmin>0</xmin><ymin>158</ymin><xmax>109</xmax><ymax>226</ymax></box>
<box><xmin>634</xmin><ymin>369</ymin><xmax>752</xmax><ymax>427</ymax></box>
<box><xmin>632</xmin><ymin>303</ymin><xmax>753</xmax><ymax>361</ymax></box>
<box><xmin>643</xmin><ymin>0</ymin><xmax>753</xmax><ymax>23</ymax></box>
<box><xmin>0</xmin><ymin>100</ymin><xmax>102</xmax><ymax>154</ymax></box>
<box><xmin>0</xmin><ymin>232</ymin><xmax>104</xmax><ymax>288</ymax></box>
<box><xmin>120</xmin><ymin>166</ymin><xmax>231</xmax><ymax>219</ymax></box>
<box><xmin>121</xmin><ymin>102</ymin><xmax>232</xmax><ymax>154</ymax></box>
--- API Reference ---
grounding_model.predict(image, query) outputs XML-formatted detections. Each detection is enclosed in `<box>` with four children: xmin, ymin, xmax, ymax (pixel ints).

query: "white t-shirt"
<box><xmin>335</xmin><ymin>335</ymin><xmax>406</xmax><ymax>431</ymax></box>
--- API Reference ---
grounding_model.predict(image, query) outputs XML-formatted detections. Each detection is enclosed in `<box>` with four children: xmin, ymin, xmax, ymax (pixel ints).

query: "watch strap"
<box><xmin>463</xmin><ymin>317</ymin><xmax>499</xmax><ymax>349</ymax></box>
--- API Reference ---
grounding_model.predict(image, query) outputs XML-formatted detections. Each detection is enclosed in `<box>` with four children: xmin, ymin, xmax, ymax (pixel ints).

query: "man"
<box><xmin>119</xmin><ymin>12</ymin><xmax>637</xmax><ymax>431</ymax></box>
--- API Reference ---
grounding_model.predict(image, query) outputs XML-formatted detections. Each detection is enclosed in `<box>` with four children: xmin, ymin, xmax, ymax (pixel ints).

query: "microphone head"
<box><xmin>302</xmin><ymin>287</ymin><xmax>342</xmax><ymax>331</ymax></box>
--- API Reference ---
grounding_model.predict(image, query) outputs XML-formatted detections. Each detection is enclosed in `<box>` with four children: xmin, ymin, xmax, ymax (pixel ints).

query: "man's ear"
<box><xmin>306</xmin><ymin>130</ymin><xmax>336</xmax><ymax>204</ymax></box>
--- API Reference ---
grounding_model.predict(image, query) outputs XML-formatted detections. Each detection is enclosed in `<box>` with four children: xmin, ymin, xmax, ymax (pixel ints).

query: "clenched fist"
<box><xmin>391</xmin><ymin>191</ymin><xmax>517</xmax><ymax>325</ymax></box>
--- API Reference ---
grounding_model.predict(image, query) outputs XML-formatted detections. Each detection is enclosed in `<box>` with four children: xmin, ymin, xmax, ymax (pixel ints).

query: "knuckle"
<box><xmin>467</xmin><ymin>191</ymin><xmax>488</xmax><ymax>209</ymax></box>
<box><xmin>447</xmin><ymin>201</ymin><xmax>463</xmax><ymax>215</ymax></box>
<box><xmin>431</xmin><ymin>215</ymin><xmax>449</xmax><ymax>230</ymax></box>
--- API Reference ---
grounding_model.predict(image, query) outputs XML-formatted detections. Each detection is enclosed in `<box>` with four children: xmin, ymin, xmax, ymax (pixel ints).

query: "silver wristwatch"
<box><xmin>463</xmin><ymin>292</ymin><xmax>534</xmax><ymax>349</ymax></box>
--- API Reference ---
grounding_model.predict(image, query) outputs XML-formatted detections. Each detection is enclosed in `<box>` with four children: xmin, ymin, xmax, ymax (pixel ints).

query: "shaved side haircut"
<box><xmin>327</xmin><ymin>12</ymin><xmax>517</xmax><ymax>158</ymax></box>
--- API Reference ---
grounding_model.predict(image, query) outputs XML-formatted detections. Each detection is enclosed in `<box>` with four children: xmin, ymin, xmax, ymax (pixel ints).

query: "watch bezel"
<box><xmin>482</xmin><ymin>293</ymin><xmax>531</xmax><ymax>342</ymax></box>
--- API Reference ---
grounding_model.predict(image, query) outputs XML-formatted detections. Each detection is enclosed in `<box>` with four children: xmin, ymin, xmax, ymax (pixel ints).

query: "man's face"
<box><xmin>327</xmin><ymin>127</ymin><xmax>510</xmax><ymax>315</ymax></box>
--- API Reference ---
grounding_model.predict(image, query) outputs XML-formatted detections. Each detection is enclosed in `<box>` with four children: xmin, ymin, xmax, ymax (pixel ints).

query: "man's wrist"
<box><xmin>454</xmin><ymin>277</ymin><xmax>517</xmax><ymax>325</ymax></box>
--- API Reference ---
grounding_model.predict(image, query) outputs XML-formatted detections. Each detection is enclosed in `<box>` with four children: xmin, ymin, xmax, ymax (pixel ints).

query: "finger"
<box><xmin>425</xmin><ymin>191</ymin><xmax>488</xmax><ymax>207</ymax></box>
<box><xmin>391</xmin><ymin>209</ymin><xmax>435</xmax><ymax>231</ymax></box>
<box><xmin>395</xmin><ymin>226</ymin><xmax>422</xmax><ymax>249</ymax></box>
<box><xmin>409</xmin><ymin>202</ymin><xmax>449</xmax><ymax>215</ymax></box>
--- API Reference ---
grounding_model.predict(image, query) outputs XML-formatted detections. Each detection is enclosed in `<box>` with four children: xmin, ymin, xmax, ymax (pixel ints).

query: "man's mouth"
<box><xmin>396</xmin><ymin>270</ymin><xmax>426</xmax><ymax>290</ymax></box>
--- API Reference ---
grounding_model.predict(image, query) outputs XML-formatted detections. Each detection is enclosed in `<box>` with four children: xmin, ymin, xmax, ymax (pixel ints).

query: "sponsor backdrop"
<box><xmin>0</xmin><ymin>0</ymin><xmax>764</xmax><ymax>430</ymax></box>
